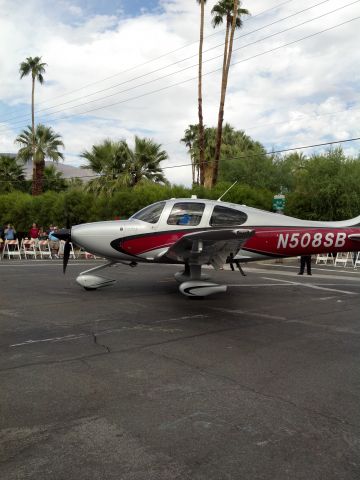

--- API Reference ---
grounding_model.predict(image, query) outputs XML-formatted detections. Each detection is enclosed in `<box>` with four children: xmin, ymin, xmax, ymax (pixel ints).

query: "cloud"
<box><xmin>0</xmin><ymin>0</ymin><xmax>359</xmax><ymax>186</ymax></box>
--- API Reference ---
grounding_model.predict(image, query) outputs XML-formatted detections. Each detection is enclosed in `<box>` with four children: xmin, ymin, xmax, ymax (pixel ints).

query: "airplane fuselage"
<box><xmin>71</xmin><ymin>198</ymin><xmax>360</xmax><ymax>263</ymax></box>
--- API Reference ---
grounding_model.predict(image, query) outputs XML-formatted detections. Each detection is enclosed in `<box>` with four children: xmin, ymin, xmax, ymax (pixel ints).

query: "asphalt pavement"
<box><xmin>1</xmin><ymin>259</ymin><xmax>360</xmax><ymax>480</ymax></box>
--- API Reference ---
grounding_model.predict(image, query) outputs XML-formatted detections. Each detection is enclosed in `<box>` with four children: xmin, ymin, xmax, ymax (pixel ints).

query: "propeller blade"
<box><xmin>63</xmin><ymin>239</ymin><xmax>71</xmax><ymax>274</ymax></box>
<box><xmin>52</xmin><ymin>229</ymin><xmax>72</xmax><ymax>273</ymax></box>
<box><xmin>53</xmin><ymin>228</ymin><xmax>71</xmax><ymax>241</ymax></box>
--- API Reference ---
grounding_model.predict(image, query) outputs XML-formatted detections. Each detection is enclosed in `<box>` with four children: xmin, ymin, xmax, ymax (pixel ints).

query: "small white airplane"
<box><xmin>56</xmin><ymin>195</ymin><xmax>360</xmax><ymax>297</ymax></box>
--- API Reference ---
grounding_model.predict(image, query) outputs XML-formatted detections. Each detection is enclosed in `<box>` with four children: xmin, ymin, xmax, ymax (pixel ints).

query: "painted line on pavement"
<box><xmin>9</xmin><ymin>314</ymin><xmax>206</xmax><ymax>348</ymax></box>
<box><xmin>262</xmin><ymin>276</ymin><xmax>358</xmax><ymax>295</ymax></box>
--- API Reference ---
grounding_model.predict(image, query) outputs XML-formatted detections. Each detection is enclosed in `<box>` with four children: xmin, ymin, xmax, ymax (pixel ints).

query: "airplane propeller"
<box><xmin>53</xmin><ymin>228</ymin><xmax>71</xmax><ymax>273</ymax></box>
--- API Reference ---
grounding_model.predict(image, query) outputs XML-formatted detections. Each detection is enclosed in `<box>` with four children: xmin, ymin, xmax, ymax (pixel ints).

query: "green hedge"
<box><xmin>0</xmin><ymin>183</ymin><xmax>273</xmax><ymax>230</ymax></box>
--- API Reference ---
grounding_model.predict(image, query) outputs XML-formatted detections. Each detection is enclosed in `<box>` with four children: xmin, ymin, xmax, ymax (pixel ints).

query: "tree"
<box><xmin>211</xmin><ymin>0</ymin><xmax>249</xmax><ymax>187</ymax></box>
<box><xmin>43</xmin><ymin>164</ymin><xmax>67</xmax><ymax>192</ymax></box>
<box><xmin>182</xmin><ymin>123</ymin><xmax>268</xmax><ymax>188</ymax></box>
<box><xmin>130</xmin><ymin>136</ymin><xmax>168</xmax><ymax>186</ymax></box>
<box><xmin>81</xmin><ymin>139</ymin><xmax>126</xmax><ymax>176</ymax></box>
<box><xmin>16</xmin><ymin>124</ymin><xmax>65</xmax><ymax>195</ymax></box>
<box><xmin>218</xmin><ymin>128</ymin><xmax>273</xmax><ymax>188</ymax></box>
<box><xmin>81</xmin><ymin>136</ymin><xmax>168</xmax><ymax>194</ymax></box>
<box><xmin>0</xmin><ymin>155</ymin><xmax>26</xmax><ymax>193</ymax></box>
<box><xmin>285</xmin><ymin>148</ymin><xmax>357</xmax><ymax>221</ymax></box>
<box><xmin>196</xmin><ymin>0</ymin><xmax>207</xmax><ymax>186</ymax></box>
<box><xmin>272</xmin><ymin>152</ymin><xmax>307</xmax><ymax>192</ymax></box>
<box><xmin>181</xmin><ymin>124</ymin><xmax>200</xmax><ymax>184</ymax></box>
<box><xmin>19</xmin><ymin>57</ymin><xmax>47</xmax><ymax>190</ymax></box>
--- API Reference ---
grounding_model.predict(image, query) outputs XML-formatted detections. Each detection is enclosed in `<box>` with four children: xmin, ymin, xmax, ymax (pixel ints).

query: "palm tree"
<box><xmin>81</xmin><ymin>139</ymin><xmax>127</xmax><ymax>177</ymax></box>
<box><xmin>181</xmin><ymin>124</ymin><xmax>200</xmax><ymax>184</ymax></box>
<box><xmin>43</xmin><ymin>164</ymin><xmax>67</xmax><ymax>192</ymax></box>
<box><xmin>196</xmin><ymin>0</ymin><xmax>207</xmax><ymax>186</ymax></box>
<box><xmin>130</xmin><ymin>136</ymin><xmax>168</xmax><ymax>186</ymax></box>
<box><xmin>81</xmin><ymin>139</ymin><xmax>128</xmax><ymax>193</ymax></box>
<box><xmin>81</xmin><ymin>137</ymin><xmax>168</xmax><ymax>194</ymax></box>
<box><xmin>19</xmin><ymin>57</ymin><xmax>47</xmax><ymax>182</ymax></box>
<box><xmin>19</xmin><ymin>57</ymin><xmax>47</xmax><ymax>137</ymax></box>
<box><xmin>16</xmin><ymin>124</ymin><xmax>64</xmax><ymax>195</ymax></box>
<box><xmin>0</xmin><ymin>155</ymin><xmax>26</xmax><ymax>193</ymax></box>
<box><xmin>211</xmin><ymin>0</ymin><xmax>249</xmax><ymax>187</ymax></box>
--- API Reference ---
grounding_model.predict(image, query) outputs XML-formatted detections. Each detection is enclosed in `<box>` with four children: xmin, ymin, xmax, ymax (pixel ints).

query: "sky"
<box><xmin>0</xmin><ymin>0</ymin><xmax>360</xmax><ymax>186</ymax></box>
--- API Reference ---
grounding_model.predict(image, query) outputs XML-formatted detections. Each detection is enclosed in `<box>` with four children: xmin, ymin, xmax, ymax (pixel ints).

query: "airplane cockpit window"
<box><xmin>132</xmin><ymin>202</ymin><xmax>166</xmax><ymax>224</ymax></box>
<box><xmin>210</xmin><ymin>205</ymin><xmax>247</xmax><ymax>226</ymax></box>
<box><xmin>167</xmin><ymin>202</ymin><xmax>205</xmax><ymax>226</ymax></box>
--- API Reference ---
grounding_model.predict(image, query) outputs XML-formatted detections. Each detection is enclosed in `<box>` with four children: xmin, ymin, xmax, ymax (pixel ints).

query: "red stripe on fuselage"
<box><xmin>115</xmin><ymin>226</ymin><xmax>360</xmax><ymax>258</ymax></box>
<box><xmin>243</xmin><ymin>227</ymin><xmax>360</xmax><ymax>256</ymax></box>
<box><xmin>119</xmin><ymin>230</ymin><xmax>190</xmax><ymax>255</ymax></box>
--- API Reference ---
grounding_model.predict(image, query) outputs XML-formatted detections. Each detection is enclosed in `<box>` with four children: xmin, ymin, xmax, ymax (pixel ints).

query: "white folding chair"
<box><xmin>59</xmin><ymin>240</ymin><xmax>76</xmax><ymax>259</ymax></box>
<box><xmin>2</xmin><ymin>239</ymin><xmax>22</xmax><ymax>259</ymax></box>
<box><xmin>316</xmin><ymin>253</ymin><xmax>334</xmax><ymax>265</ymax></box>
<box><xmin>38</xmin><ymin>240</ymin><xmax>52</xmax><ymax>259</ymax></box>
<box><xmin>21</xmin><ymin>239</ymin><xmax>37</xmax><ymax>259</ymax></box>
<box><xmin>334</xmin><ymin>252</ymin><xmax>351</xmax><ymax>267</ymax></box>
<box><xmin>353</xmin><ymin>252</ymin><xmax>360</xmax><ymax>269</ymax></box>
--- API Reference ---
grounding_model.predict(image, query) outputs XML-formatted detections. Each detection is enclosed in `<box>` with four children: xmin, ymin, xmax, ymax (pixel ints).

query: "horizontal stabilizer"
<box><xmin>348</xmin><ymin>234</ymin><xmax>360</xmax><ymax>241</ymax></box>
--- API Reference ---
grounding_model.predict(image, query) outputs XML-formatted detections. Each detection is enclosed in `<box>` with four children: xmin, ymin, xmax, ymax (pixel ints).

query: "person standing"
<box><xmin>4</xmin><ymin>224</ymin><xmax>16</xmax><ymax>240</ymax></box>
<box><xmin>38</xmin><ymin>227</ymin><xmax>48</xmax><ymax>240</ymax></box>
<box><xmin>4</xmin><ymin>224</ymin><xmax>17</xmax><ymax>252</ymax></box>
<box><xmin>0</xmin><ymin>224</ymin><xmax>4</xmax><ymax>253</ymax></box>
<box><xmin>227</xmin><ymin>252</ymin><xmax>246</xmax><ymax>276</ymax></box>
<box><xmin>298</xmin><ymin>255</ymin><xmax>312</xmax><ymax>275</ymax></box>
<box><xmin>28</xmin><ymin>223</ymin><xmax>40</xmax><ymax>245</ymax></box>
<box><xmin>48</xmin><ymin>226</ymin><xmax>60</xmax><ymax>258</ymax></box>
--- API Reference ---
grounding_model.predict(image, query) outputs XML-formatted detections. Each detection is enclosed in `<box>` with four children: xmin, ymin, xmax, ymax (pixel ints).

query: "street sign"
<box><xmin>272</xmin><ymin>194</ymin><xmax>285</xmax><ymax>211</ymax></box>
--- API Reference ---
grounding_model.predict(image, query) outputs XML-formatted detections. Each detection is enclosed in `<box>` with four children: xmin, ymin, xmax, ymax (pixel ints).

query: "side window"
<box><xmin>210</xmin><ymin>205</ymin><xmax>247</xmax><ymax>226</ymax></box>
<box><xmin>132</xmin><ymin>202</ymin><xmax>165</xmax><ymax>224</ymax></box>
<box><xmin>167</xmin><ymin>202</ymin><xmax>205</xmax><ymax>226</ymax></box>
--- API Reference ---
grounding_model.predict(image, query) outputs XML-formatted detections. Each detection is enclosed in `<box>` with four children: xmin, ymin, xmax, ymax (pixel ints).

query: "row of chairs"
<box><xmin>316</xmin><ymin>251</ymin><xmax>360</xmax><ymax>268</ymax></box>
<box><xmin>1</xmin><ymin>239</ymin><xmax>97</xmax><ymax>260</ymax></box>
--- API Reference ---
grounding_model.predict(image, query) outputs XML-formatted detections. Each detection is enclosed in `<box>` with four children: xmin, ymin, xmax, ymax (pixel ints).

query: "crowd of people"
<box><xmin>0</xmin><ymin>223</ymin><xmax>61</xmax><ymax>257</ymax></box>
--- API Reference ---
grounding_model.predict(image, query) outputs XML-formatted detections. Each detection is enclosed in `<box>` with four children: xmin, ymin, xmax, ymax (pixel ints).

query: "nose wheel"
<box><xmin>76</xmin><ymin>261</ymin><xmax>117</xmax><ymax>290</ymax></box>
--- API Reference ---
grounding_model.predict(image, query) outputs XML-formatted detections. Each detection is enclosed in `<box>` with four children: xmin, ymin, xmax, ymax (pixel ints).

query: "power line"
<box><xmin>30</xmin><ymin>16</ymin><xmax>360</xmax><ymax>121</ymax></box>
<box><xmin>2</xmin><ymin>135</ymin><xmax>358</xmax><ymax>184</ymax></box>
<box><xmin>159</xmin><ymin>103</ymin><xmax>360</xmax><ymax>148</ymax></box>
<box><xmin>162</xmin><ymin>136</ymin><xmax>360</xmax><ymax>170</ymax></box>
<box><xmin>0</xmin><ymin>0</ymin><xmax>330</xmax><ymax>127</ymax></box>
<box><xmin>1</xmin><ymin>6</ymin><xmax>358</xmax><ymax>135</ymax></box>
<box><xmin>0</xmin><ymin>0</ymin><xmax>296</xmax><ymax>120</ymax></box>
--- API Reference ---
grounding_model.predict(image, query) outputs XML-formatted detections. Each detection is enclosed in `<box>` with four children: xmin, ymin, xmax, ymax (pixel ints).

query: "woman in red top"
<box><xmin>28</xmin><ymin>223</ymin><xmax>40</xmax><ymax>243</ymax></box>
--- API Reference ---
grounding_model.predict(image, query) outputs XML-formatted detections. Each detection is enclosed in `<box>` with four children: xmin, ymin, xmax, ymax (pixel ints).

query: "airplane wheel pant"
<box><xmin>179</xmin><ymin>281</ymin><xmax>227</xmax><ymax>297</ymax></box>
<box><xmin>76</xmin><ymin>274</ymin><xmax>116</xmax><ymax>289</ymax></box>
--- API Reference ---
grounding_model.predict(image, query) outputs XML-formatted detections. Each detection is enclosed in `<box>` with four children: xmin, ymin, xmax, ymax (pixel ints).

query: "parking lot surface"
<box><xmin>1</xmin><ymin>259</ymin><xmax>360</xmax><ymax>479</ymax></box>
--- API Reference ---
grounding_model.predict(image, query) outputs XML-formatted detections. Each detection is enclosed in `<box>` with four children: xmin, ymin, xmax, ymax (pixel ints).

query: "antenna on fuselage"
<box><xmin>217</xmin><ymin>181</ymin><xmax>237</xmax><ymax>202</ymax></box>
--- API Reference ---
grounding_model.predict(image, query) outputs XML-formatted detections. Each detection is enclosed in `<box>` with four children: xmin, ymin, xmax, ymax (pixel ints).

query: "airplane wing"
<box><xmin>162</xmin><ymin>228</ymin><xmax>254</xmax><ymax>269</ymax></box>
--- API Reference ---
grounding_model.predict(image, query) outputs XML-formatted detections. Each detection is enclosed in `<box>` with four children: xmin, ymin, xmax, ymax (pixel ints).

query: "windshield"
<box><xmin>132</xmin><ymin>202</ymin><xmax>166</xmax><ymax>224</ymax></box>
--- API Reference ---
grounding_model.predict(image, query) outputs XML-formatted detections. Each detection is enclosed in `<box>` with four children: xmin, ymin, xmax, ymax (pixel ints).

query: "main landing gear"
<box><xmin>76</xmin><ymin>260</ymin><xmax>226</xmax><ymax>297</ymax></box>
<box><xmin>175</xmin><ymin>263</ymin><xmax>227</xmax><ymax>297</ymax></box>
